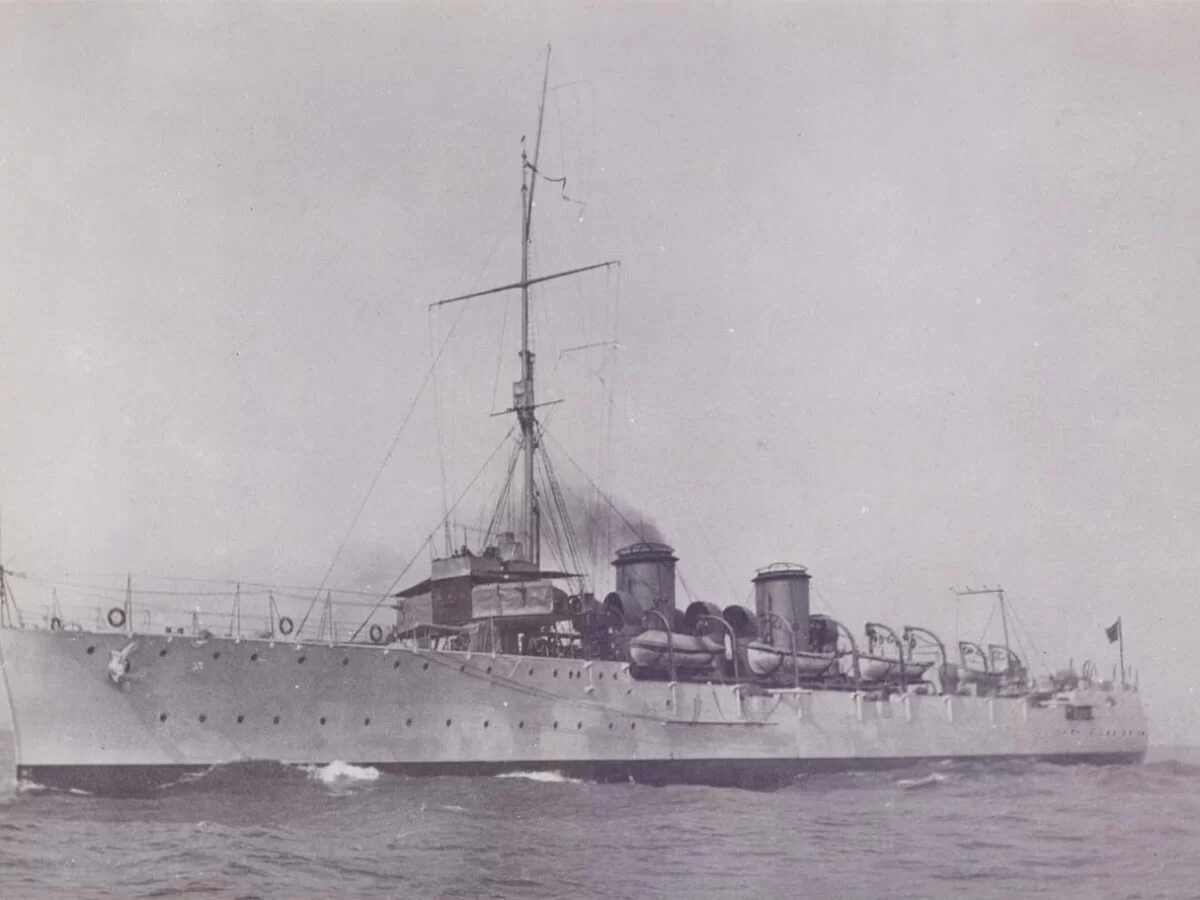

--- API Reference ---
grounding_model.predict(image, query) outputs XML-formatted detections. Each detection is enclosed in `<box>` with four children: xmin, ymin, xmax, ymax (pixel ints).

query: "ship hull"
<box><xmin>0</xmin><ymin>628</ymin><xmax>1148</xmax><ymax>794</ymax></box>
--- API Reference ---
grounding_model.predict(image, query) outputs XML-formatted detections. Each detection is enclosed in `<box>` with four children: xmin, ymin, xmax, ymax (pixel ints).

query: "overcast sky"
<box><xmin>2</xmin><ymin>2</ymin><xmax>1198</xmax><ymax>743</ymax></box>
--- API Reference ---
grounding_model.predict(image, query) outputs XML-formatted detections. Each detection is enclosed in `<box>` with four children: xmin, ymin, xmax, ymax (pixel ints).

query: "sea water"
<box><xmin>1</xmin><ymin>749</ymin><xmax>1197</xmax><ymax>899</ymax></box>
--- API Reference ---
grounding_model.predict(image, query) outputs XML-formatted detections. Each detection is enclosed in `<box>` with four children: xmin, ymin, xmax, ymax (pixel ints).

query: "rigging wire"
<box><xmin>1008</xmin><ymin>615</ymin><xmax>1033</xmax><ymax>674</ymax></box>
<box><xmin>675</xmin><ymin>567</ymin><xmax>699</xmax><ymax>605</ymax></box>
<box><xmin>810</xmin><ymin>585</ymin><xmax>842</xmax><ymax>622</ymax></box>
<box><xmin>542</xmin><ymin>431</ymin><xmax>657</xmax><ymax>546</ymax></box>
<box><xmin>1006</xmin><ymin>599</ymin><xmax>1050</xmax><ymax>676</ymax></box>
<box><xmin>483</xmin><ymin>439</ymin><xmax>524</xmax><ymax>550</ymax></box>
<box><xmin>429</xmin><ymin>311</ymin><xmax>454</xmax><ymax>557</ymax></box>
<box><xmin>598</xmin><ymin>263</ymin><xmax>621</xmax><ymax>569</ymax></box>
<box><xmin>482</xmin><ymin>193</ymin><xmax>524</xmax><ymax>415</ymax></box>
<box><xmin>346</xmin><ymin>425</ymin><xmax>517</xmax><ymax>642</ymax></box>
<box><xmin>974</xmin><ymin>596</ymin><xmax>999</xmax><ymax>654</ymax></box>
<box><xmin>489</xmin><ymin>294</ymin><xmax>513</xmax><ymax>414</ymax></box>
<box><xmin>536</xmin><ymin>444</ymin><xmax>588</xmax><ymax>594</ymax></box>
<box><xmin>295</xmin><ymin>297</ymin><xmax>471</xmax><ymax>636</ymax></box>
<box><xmin>666</xmin><ymin>470</ymin><xmax>740</xmax><ymax>604</ymax></box>
<box><xmin>298</xmin><ymin>193</ymin><xmax>522</xmax><ymax>635</ymax></box>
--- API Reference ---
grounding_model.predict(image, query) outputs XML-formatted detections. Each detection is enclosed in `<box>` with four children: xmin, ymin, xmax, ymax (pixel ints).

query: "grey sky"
<box><xmin>2</xmin><ymin>2</ymin><xmax>1198</xmax><ymax>742</ymax></box>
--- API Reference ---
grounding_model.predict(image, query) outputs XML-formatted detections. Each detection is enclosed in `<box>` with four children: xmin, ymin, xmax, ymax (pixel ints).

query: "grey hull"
<box><xmin>0</xmin><ymin>627</ymin><xmax>1149</xmax><ymax>795</ymax></box>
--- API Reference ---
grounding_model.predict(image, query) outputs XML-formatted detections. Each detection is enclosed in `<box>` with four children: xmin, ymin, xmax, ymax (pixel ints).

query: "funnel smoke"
<box><xmin>561</xmin><ymin>485</ymin><xmax>666</xmax><ymax>570</ymax></box>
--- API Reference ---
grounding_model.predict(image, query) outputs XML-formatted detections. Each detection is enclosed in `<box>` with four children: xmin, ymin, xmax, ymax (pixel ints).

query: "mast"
<box><xmin>429</xmin><ymin>47</ymin><xmax>619</xmax><ymax>567</ymax></box>
<box><xmin>516</xmin><ymin>45</ymin><xmax>552</xmax><ymax>566</ymax></box>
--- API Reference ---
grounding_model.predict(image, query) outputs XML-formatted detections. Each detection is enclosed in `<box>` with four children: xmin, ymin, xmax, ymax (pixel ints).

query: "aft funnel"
<box><xmin>753</xmin><ymin>563</ymin><xmax>811</xmax><ymax>650</ymax></box>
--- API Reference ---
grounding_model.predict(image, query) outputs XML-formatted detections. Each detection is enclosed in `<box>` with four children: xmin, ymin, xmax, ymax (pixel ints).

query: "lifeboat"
<box><xmin>745</xmin><ymin>642</ymin><xmax>838</xmax><ymax>678</ymax></box>
<box><xmin>858</xmin><ymin>655</ymin><xmax>934</xmax><ymax>682</ymax></box>
<box><xmin>629</xmin><ymin>631</ymin><xmax>724</xmax><ymax>670</ymax></box>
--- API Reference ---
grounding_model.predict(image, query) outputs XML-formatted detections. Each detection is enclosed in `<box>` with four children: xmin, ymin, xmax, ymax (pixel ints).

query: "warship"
<box><xmin>0</xmin><ymin>54</ymin><xmax>1147</xmax><ymax>795</ymax></box>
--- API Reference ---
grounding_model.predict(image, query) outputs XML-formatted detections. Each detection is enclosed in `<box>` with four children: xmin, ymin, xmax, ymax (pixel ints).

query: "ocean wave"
<box><xmin>14</xmin><ymin>779</ymin><xmax>93</xmax><ymax>797</ymax></box>
<box><xmin>302</xmin><ymin>761</ymin><xmax>382</xmax><ymax>784</ymax></box>
<box><xmin>494</xmin><ymin>770</ymin><xmax>583</xmax><ymax>784</ymax></box>
<box><xmin>1143</xmin><ymin>759</ymin><xmax>1200</xmax><ymax>778</ymax></box>
<box><xmin>896</xmin><ymin>772</ymin><xmax>949</xmax><ymax>790</ymax></box>
<box><xmin>155</xmin><ymin>760</ymin><xmax>311</xmax><ymax>794</ymax></box>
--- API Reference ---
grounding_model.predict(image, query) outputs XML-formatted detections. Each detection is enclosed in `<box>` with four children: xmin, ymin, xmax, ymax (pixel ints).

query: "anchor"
<box><xmin>107</xmin><ymin>640</ymin><xmax>139</xmax><ymax>688</ymax></box>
